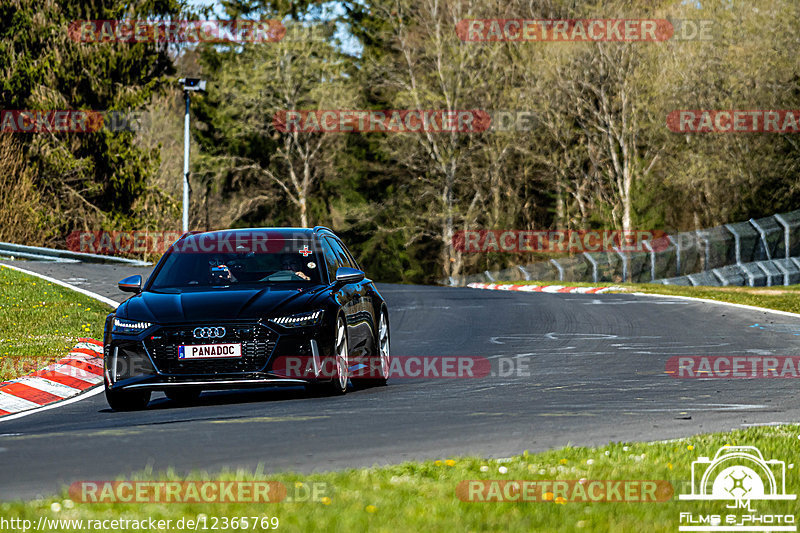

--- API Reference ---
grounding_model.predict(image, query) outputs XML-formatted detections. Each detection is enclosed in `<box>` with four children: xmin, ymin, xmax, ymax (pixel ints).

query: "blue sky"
<box><xmin>187</xmin><ymin>0</ymin><xmax>362</xmax><ymax>55</ymax></box>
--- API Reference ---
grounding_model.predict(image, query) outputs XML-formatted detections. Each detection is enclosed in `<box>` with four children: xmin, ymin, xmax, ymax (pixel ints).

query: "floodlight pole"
<box><xmin>178</xmin><ymin>78</ymin><xmax>206</xmax><ymax>233</ymax></box>
<box><xmin>182</xmin><ymin>89</ymin><xmax>191</xmax><ymax>233</ymax></box>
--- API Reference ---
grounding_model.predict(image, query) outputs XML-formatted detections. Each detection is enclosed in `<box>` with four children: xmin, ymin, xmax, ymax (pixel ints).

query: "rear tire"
<box><xmin>105</xmin><ymin>387</ymin><xmax>151</xmax><ymax>411</ymax></box>
<box><xmin>165</xmin><ymin>388</ymin><xmax>202</xmax><ymax>404</ymax></box>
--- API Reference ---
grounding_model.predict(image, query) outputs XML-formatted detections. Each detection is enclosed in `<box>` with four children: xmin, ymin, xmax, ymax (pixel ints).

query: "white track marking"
<box><xmin>51</xmin><ymin>364</ymin><xmax>102</xmax><ymax>383</ymax></box>
<box><xmin>468</xmin><ymin>282</ymin><xmax>623</xmax><ymax>293</ymax></box>
<box><xmin>740</xmin><ymin>422</ymin><xmax>793</xmax><ymax>427</ymax></box>
<box><xmin>0</xmin><ymin>392</ymin><xmax>41</xmax><ymax>412</ymax></box>
<box><xmin>563</xmin><ymin>298</ymin><xmax>690</xmax><ymax>305</ymax></box>
<box><xmin>632</xmin><ymin>291</ymin><xmax>800</xmax><ymax>318</ymax></box>
<box><xmin>471</xmin><ymin>282</ymin><xmax>800</xmax><ymax>317</ymax></box>
<box><xmin>0</xmin><ymin>388</ymin><xmax>105</xmax><ymax>423</ymax></box>
<box><xmin>540</xmin><ymin>285</ymin><xmax>565</xmax><ymax>293</ymax></box>
<box><xmin>65</xmin><ymin>352</ymin><xmax>103</xmax><ymax>364</ymax></box>
<box><xmin>73</xmin><ymin>342</ymin><xmax>103</xmax><ymax>353</ymax></box>
<box><xmin>0</xmin><ymin>263</ymin><xmax>119</xmax><ymax>309</ymax></box>
<box><xmin>12</xmin><ymin>377</ymin><xmax>79</xmax><ymax>397</ymax></box>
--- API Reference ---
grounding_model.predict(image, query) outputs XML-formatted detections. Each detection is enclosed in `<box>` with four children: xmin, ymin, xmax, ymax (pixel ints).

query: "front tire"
<box><xmin>105</xmin><ymin>387</ymin><xmax>151</xmax><ymax>411</ymax></box>
<box><xmin>353</xmin><ymin>308</ymin><xmax>390</xmax><ymax>388</ymax></box>
<box><xmin>308</xmin><ymin>316</ymin><xmax>349</xmax><ymax>396</ymax></box>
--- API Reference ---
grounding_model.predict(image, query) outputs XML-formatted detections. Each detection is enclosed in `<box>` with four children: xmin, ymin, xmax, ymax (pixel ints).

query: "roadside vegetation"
<box><xmin>5</xmin><ymin>1</ymin><xmax>800</xmax><ymax>284</ymax></box>
<box><xmin>0</xmin><ymin>267</ymin><xmax>109</xmax><ymax>382</ymax></box>
<box><xmin>1</xmin><ymin>424</ymin><xmax>796</xmax><ymax>532</ymax></box>
<box><xmin>625</xmin><ymin>284</ymin><xmax>800</xmax><ymax>314</ymax></box>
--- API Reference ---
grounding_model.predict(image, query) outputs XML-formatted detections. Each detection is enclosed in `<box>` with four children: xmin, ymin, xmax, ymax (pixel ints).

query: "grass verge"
<box><xmin>481</xmin><ymin>279</ymin><xmax>800</xmax><ymax>314</ymax></box>
<box><xmin>0</xmin><ymin>265</ymin><xmax>109</xmax><ymax>382</ymax></box>
<box><xmin>0</xmin><ymin>425</ymin><xmax>797</xmax><ymax>532</ymax></box>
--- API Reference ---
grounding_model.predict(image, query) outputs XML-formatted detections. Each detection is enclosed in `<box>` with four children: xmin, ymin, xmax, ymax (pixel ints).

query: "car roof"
<box><xmin>177</xmin><ymin>227</ymin><xmax>336</xmax><ymax>242</ymax></box>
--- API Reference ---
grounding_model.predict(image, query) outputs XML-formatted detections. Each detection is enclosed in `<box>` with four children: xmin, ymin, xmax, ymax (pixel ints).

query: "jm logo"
<box><xmin>678</xmin><ymin>445</ymin><xmax>796</xmax><ymax>531</ymax></box>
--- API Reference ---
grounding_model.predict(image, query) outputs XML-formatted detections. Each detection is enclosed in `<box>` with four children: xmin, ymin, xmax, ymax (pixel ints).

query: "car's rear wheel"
<box><xmin>105</xmin><ymin>387</ymin><xmax>151</xmax><ymax>411</ymax></box>
<box><xmin>165</xmin><ymin>388</ymin><xmax>202</xmax><ymax>404</ymax></box>
<box><xmin>375</xmin><ymin>309</ymin><xmax>390</xmax><ymax>385</ymax></box>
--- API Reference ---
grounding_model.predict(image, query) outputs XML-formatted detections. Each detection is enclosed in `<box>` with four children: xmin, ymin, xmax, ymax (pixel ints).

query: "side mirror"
<box><xmin>118</xmin><ymin>275</ymin><xmax>142</xmax><ymax>293</ymax></box>
<box><xmin>334</xmin><ymin>267</ymin><xmax>365</xmax><ymax>285</ymax></box>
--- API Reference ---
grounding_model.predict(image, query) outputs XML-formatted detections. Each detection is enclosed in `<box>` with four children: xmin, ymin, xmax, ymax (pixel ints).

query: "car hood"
<box><xmin>117</xmin><ymin>285</ymin><xmax>328</xmax><ymax>323</ymax></box>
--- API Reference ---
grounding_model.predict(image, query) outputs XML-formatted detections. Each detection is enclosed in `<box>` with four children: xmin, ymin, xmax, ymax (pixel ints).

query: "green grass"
<box><xmin>0</xmin><ymin>425</ymin><xmax>797</xmax><ymax>532</ymax></box>
<box><xmin>0</xmin><ymin>266</ymin><xmax>110</xmax><ymax>382</ymax></box>
<box><xmin>486</xmin><ymin>279</ymin><xmax>800</xmax><ymax>314</ymax></box>
<box><xmin>624</xmin><ymin>283</ymin><xmax>800</xmax><ymax>313</ymax></box>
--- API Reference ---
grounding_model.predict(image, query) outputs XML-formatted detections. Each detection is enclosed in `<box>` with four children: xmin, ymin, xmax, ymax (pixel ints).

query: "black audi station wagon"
<box><xmin>103</xmin><ymin>227</ymin><xmax>390</xmax><ymax>410</ymax></box>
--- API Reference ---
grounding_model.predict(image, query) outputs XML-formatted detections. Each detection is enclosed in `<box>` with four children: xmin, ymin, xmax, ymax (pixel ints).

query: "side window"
<box><xmin>319</xmin><ymin>238</ymin><xmax>339</xmax><ymax>282</ymax></box>
<box><xmin>325</xmin><ymin>237</ymin><xmax>353</xmax><ymax>269</ymax></box>
<box><xmin>337</xmin><ymin>240</ymin><xmax>361</xmax><ymax>270</ymax></box>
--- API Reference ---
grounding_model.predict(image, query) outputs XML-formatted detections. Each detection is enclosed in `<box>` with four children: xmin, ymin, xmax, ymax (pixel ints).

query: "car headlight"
<box><xmin>270</xmin><ymin>310</ymin><xmax>323</xmax><ymax>327</ymax></box>
<box><xmin>112</xmin><ymin>318</ymin><xmax>153</xmax><ymax>334</ymax></box>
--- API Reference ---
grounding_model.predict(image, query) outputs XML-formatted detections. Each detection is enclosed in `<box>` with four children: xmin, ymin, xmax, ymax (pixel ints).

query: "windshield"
<box><xmin>149</xmin><ymin>238</ymin><xmax>323</xmax><ymax>289</ymax></box>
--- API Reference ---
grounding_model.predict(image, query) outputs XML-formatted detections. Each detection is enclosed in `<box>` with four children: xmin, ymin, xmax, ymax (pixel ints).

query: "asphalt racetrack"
<box><xmin>1</xmin><ymin>260</ymin><xmax>799</xmax><ymax>500</ymax></box>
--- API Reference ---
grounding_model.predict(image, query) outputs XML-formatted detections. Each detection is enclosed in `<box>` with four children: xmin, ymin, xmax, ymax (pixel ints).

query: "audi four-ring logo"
<box><xmin>193</xmin><ymin>326</ymin><xmax>226</xmax><ymax>339</ymax></box>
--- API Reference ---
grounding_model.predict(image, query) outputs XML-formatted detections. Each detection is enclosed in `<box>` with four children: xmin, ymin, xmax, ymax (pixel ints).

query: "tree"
<box><xmin>196</xmin><ymin>22</ymin><xmax>357</xmax><ymax>228</ymax></box>
<box><xmin>0</xmin><ymin>0</ymin><xmax>181</xmax><ymax>242</ymax></box>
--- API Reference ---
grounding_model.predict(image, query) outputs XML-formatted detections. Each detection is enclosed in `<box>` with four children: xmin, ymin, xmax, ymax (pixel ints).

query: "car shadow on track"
<box><xmin>97</xmin><ymin>382</ymin><xmax>388</xmax><ymax>414</ymax></box>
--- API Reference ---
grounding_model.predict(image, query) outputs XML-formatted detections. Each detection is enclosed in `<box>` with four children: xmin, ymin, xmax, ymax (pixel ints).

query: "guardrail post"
<box><xmin>668</xmin><ymin>235</ymin><xmax>681</xmax><ymax>275</ymax></box>
<box><xmin>614</xmin><ymin>248</ymin><xmax>628</xmax><ymax>282</ymax></box>
<box><xmin>582</xmin><ymin>253</ymin><xmax>598</xmax><ymax>283</ymax></box>
<box><xmin>549</xmin><ymin>259</ymin><xmax>564</xmax><ymax>282</ymax></box>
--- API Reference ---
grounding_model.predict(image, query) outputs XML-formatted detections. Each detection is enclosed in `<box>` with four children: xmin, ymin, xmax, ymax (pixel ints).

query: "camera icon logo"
<box><xmin>679</xmin><ymin>446</ymin><xmax>795</xmax><ymax>502</ymax></box>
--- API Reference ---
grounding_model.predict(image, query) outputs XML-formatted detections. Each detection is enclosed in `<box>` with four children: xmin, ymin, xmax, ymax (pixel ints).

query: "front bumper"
<box><xmin>104</xmin><ymin>318</ymin><xmax>334</xmax><ymax>392</ymax></box>
<box><xmin>118</xmin><ymin>375</ymin><xmax>309</xmax><ymax>391</ymax></box>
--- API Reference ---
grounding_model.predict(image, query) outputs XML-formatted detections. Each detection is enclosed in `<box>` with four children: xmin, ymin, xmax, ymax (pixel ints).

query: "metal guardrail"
<box><xmin>0</xmin><ymin>242</ymin><xmax>151</xmax><ymax>266</ymax></box>
<box><xmin>449</xmin><ymin>208</ymin><xmax>800</xmax><ymax>287</ymax></box>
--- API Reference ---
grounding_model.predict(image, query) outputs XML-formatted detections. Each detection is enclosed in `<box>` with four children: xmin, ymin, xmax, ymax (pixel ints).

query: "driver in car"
<box><xmin>209</xmin><ymin>259</ymin><xmax>238</xmax><ymax>284</ymax></box>
<box><xmin>281</xmin><ymin>256</ymin><xmax>311</xmax><ymax>281</ymax></box>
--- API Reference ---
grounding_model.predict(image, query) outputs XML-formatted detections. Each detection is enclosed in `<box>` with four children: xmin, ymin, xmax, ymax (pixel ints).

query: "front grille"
<box><xmin>145</xmin><ymin>322</ymin><xmax>277</xmax><ymax>375</ymax></box>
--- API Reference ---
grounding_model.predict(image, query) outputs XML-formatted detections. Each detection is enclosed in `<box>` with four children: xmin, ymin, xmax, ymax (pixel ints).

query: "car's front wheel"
<box><xmin>105</xmin><ymin>387</ymin><xmax>151</xmax><ymax>411</ymax></box>
<box><xmin>307</xmin><ymin>316</ymin><xmax>349</xmax><ymax>396</ymax></box>
<box><xmin>353</xmin><ymin>308</ymin><xmax>390</xmax><ymax>388</ymax></box>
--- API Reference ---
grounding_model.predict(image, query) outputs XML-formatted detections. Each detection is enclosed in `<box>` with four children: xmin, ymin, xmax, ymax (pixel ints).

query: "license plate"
<box><xmin>178</xmin><ymin>343</ymin><xmax>242</xmax><ymax>359</ymax></box>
